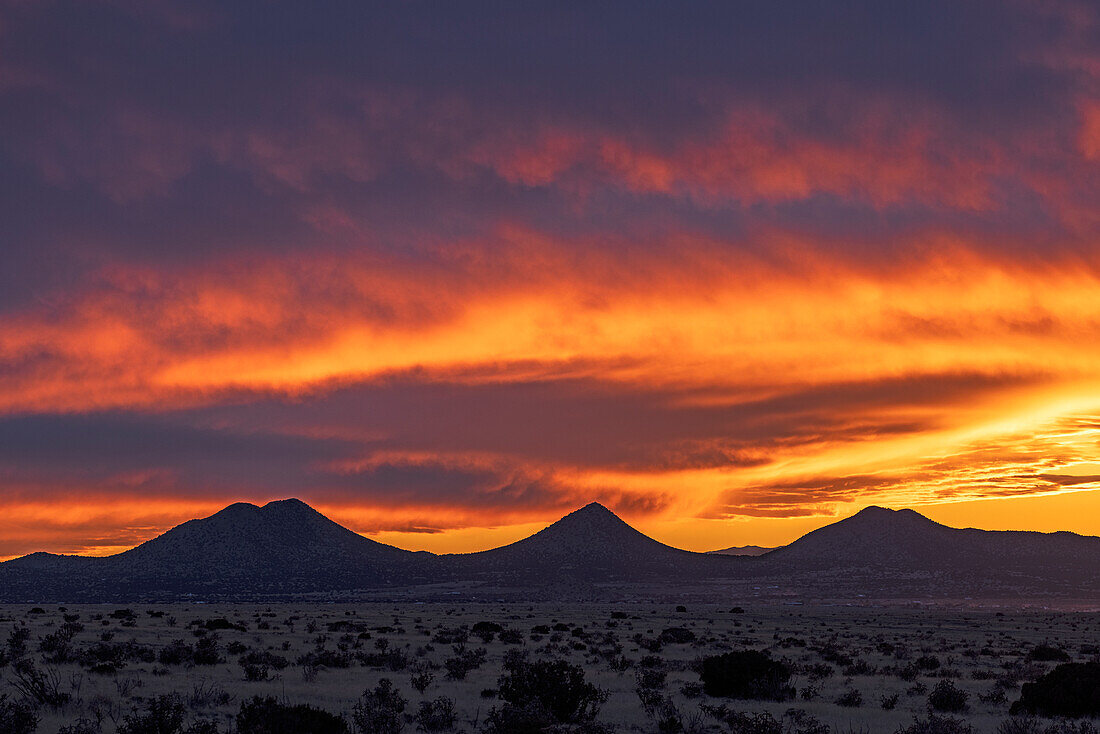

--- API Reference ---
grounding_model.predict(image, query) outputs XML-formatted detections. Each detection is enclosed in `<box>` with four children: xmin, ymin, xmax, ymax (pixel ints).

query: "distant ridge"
<box><xmin>1</xmin><ymin>500</ymin><xmax>1098</xmax><ymax>602</ymax></box>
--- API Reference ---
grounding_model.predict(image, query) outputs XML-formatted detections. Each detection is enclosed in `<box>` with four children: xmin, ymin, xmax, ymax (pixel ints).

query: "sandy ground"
<box><xmin>0</xmin><ymin>602</ymin><xmax>1097</xmax><ymax>733</ymax></box>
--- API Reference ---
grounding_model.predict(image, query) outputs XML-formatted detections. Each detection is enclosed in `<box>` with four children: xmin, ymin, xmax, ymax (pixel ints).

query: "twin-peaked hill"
<box><xmin>1</xmin><ymin>500</ymin><xmax>1098</xmax><ymax>602</ymax></box>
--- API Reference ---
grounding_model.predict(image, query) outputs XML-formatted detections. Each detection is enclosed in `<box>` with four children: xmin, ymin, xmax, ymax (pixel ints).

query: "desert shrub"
<box><xmin>637</xmin><ymin>666</ymin><xmax>668</xmax><ymax>690</ymax></box>
<box><xmin>8</xmin><ymin>626</ymin><xmax>31</xmax><ymax>659</ymax></box>
<box><xmin>997</xmin><ymin>719</ymin><xmax>1043</xmax><ymax>734</ymax></box>
<box><xmin>638</xmin><ymin>690</ymin><xmax>689</xmax><ymax>734</ymax></box>
<box><xmin>472</xmin><ymin>621</ymin><xmax>503</xmax><ymax>642</ymax></box>
<box><xmin>239</xmin><ymin>650</ymin><xmax>289</xmax><ymax>681</ymax></box>
<box><xmin>415</xmin><ymin>697</ymin><xmax>456</xmax><ymax>731</ymax></box>
<box><xmin>896</xmin><ymin>714</ymin><xmax>974</xmax><ymax>734</ymax></box>
<box><xmin>699</xmin><ymin>650</ymin><xmax>794</xmax><ymax>701</ymax></box>
<box><xmin>443</xmin><ymin>646</ymin><xmax>487</xmax><ymax>680</ymax></box>
<box><xmin>1029</xmin><ymin>645</ymin><xmax>1072</xmax><ymax>663</ymax></box>
<box><xmin>118</xmin><ymin>694</ymin><xmax>185</xmax><ymax>734</ymax></box>
<box><xmin>356</xmin><ymin>647</ymin><xmax>409</xmax><ymax>671</ymax></box>
<box><xmin>158</xmin><ymin>640</ymin><xmax>193</xmax><ymax>666</ymax></box>
<box><xmin>296</xmin><ymin>649</ymin><xmax>352</xmax><ymax>669</ymax></box>
<box><xmin>0</xmin><ymin>694</ymin><xmax>38</xmax><ymax>734</ymax></box>
<box><xmin>659</xmin><ymin>627</ymin><xmax>696</xmax><ymax>645</ymax></box>
<box><xmin>58</xmin><ymin>718</ymin><xmax>100</xmax><ymax>734</ymax></box>
<box><xmin>845</xmin><ymin>659</ymin><xmax>875</xmax><ymax>676</ymax></box>
<box><xmin>497</xmin><ymin>656</ymin><xmax>608</xmax><ymax>724</ymax></box>
<box><xmin>351</xmin><ymin>679</ymin><xmax>406</xmax><ymax>734</ymax></box>
<box><xmin>237</xmin><ymin>696</ymin><xmax>348</xmax><ymax>734</ymax></box>
<box><xmin>499</xmin><ymin>629</ymin><xmax>524</xmax><ymax>645</ymax></box>
<box><xmin>917</xmin><ymin>656</ymin><xmax>943</xmax><ymax>671</ymax></box>
<box><xmin>700</xmin><ymin>705</ymin><xmax>782</xmax><ymax>734</ymax></box>
<box><xmin>188</xmin><ymin>679</ymin><xmax>233</xmax><ymax>709</ymax></box>
<box><xmin>882</xmin><ymin>693</ymin><xmax>901</xmax><ymax>710</ymax></box>
<box><xmin>40</xmin><ymin>625</ymin><xmax>78</xmax><ymax>663</ymax></box>
<box><xmin>432</xmin><ymin>627</ymin><xmax>468</xmax><ymax>645</ymax></box>
<box><xmin>783</xmin><ymin>709</ymin><xmax>830</xmax><ymax>734</ymax></box>
<box><xmin>483</xmin><ymin>704</ymin><xmax>553</xmax><ymax>734</ymax></box>
<box><xmin>835</xmin><ymin>688</ymin><xmax>863</xmax><ymax>707</ymax></box>
<box><xmin>981</xmin><ymin>686</ymin><xmax>1010</xmax><ymax>705</ymax></box>
<box><xmin>10</xmin><ymin>659</ymin><xmax>70</xmax><ymax>707</ymax></box>
<box><xmin>410</xmin><ymin>664</ymin><xmax>435</xmax><ymax>693</ymax></box>
<box><xmin>1044</xmin><ymin>722</ymin><xmax>1100</xmax><ymax>734</ymax></box>
<box><xmin>928</xmin><ymin>680</ymin><xmax>969</xmax><ymax>713</ymax></box>
<box><xmin>192</xmin><ymin>636</ymin><xmax>222</xmax><ymax>665</ymax></box>
<box><xmin>1010</xmin><ymin>662</ymin><xmax>1100</xmax><ymax>717</ymax></box>
<box><xmin>814</xmin><ymin>643</ymin><xmax>854</xmax><ymax>667</ymax></box>
<box><xmin>183</xmin><ymin>723</ymin><xmax>220</xmax><ymax>734</ymax></box>
<box><xmin>681</xmin><ymin>682</ymin><xmax>704</xmax><ymax>698</ymax></box>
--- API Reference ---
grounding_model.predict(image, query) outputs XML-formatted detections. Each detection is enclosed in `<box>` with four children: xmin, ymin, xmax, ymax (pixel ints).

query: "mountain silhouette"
<box><xmin>1</xmin><ymin>500</ymin><xmax>1099</xmax><ymax>602</ymax></box>
<box><xmin>759</xmin><ymin>505</ymin><xmax>1100</xmax><ymax>596</ymax></box>
<box><xmin>451</xmin><ymin>502</ymin><xmax>727</xmax><ymax>582</ymax></box>
<box><xmin>1</xmin><ymin>499</ymin><xmax>437</xmax><ymax>600</ymax></box>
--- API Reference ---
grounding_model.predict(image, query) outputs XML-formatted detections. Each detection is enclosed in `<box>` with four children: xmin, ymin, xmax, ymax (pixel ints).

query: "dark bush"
<box><xmin>443</xmin><ymin>646</ymin><xmax>486</xmax><ymax>680</ymax></box>
<box><xmin>917</xmin><ymin>655</ymin><xmax>942</xmax><ymax>671</ymax></box>
<box><xmin>58</xmin><ymin>718</ymin><xmax>100</xmax><ymax>734</ymax></box>
<box><xmin>296</xmin><ymin>649</ymin><xmax>353</xmax><ymax>669</ymax></box>
<box><xmin>0</xmin><ymin>694</ymin><xmax>38</xmax><ymax>734</ymax></box>
<box><xmin>1010</xmin><ymin>662</ymin><xmax>1100</xmax><ymax>717</ymax></box>
<box><xmin>701</xmin><ymin>706</ymin><xmax>783</xmax><ymax>734</ymax></box>
<box><xmin>497</xmin><ymin>656</ymin><xmax>608</xmax><ymax>724</ymax></box>
<box><xmin>351</xmin><ymin>679</ymin><xmax>406</xmax><ymax>734</ymax></box>
<box><xmin>928</xmin><ymin>680</ymin><xmax>969</xmax><ymax>713</ymax></box>
<box><xmin>499</xmin><ymin>629</ymin><xmax>524</xmax><ymax>645</ymax></box>
<box><xmin>835</xmin><ymin>688</ymin><xmax>863</xmax><ymax>707</ymax></box>
<box><xmin>897</xmin><ymin>714</ymin><xmax>974</xmax><ymax>734</ymax></box>
<box><xmin>239</xmin><ymin>650</ymin><xmax>289</xmax><ymax>681</ymax></box>
<box><xmin>11</xmin><ymin>659</ymin><xmax>70</xmax><ymax>707</ymax></box>
<box><xmin>699</xmin><ymin>650</ymin><xmax>793</xmax><ymax>701</ymax></box>
<box><xmin>415</xmin><ymin>697</ymin><xmax>456</xmax><ymax>731</ymax></box>
<box><xmin>192</xmin><ymin>636</ymin><xmax>222</xmax><ymax>665</ymax></box>
<box><xmin>118</xmin><ymin>694</ymin><xmax>186</xmax><ymax>734</ymax></box>
<box><xmin>8</xmin><ymin>627</ymin><xmax>31</xmax><ymax>659</ymax></box>
<box><xmin>483</xmin><ymin>703</ymin><xmax>553</xmax><ymax>734</ymax></box>
<box><xmin>1029</xmin><ymin>645</ymin><xmax>1072</xmax><ymax>663</ymax></box>
<box><xmin>237</xmin><ymin>696</ymin><xmax>349</xmax><ymax>734</ymax></box>
<box><xmin>996</xmin><ymin>719</ymin><xmax>1043</xmax><ymax>734</ymax></box>
<box><xmin>158</xmin><ymin>640</ymin><xmax>193</xmax><ymax>666</ymax></box>
<box><xmin>659</xmin><ymin>627</ymin><xmax>696</xmax><ymax>645</ymax></box>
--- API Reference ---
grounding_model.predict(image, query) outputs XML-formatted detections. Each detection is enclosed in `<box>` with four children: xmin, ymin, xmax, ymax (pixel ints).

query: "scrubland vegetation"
<box><xmin>0</xmin><ymin>604</ymin><xmax>1098</xmax><ymax>733</ymax></box>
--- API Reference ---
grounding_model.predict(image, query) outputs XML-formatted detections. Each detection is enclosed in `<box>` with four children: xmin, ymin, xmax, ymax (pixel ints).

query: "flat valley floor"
<box><xmin>1</xmin><ymin>602</ymin><xmax>1098</xmax><ymax>733</ymax></box>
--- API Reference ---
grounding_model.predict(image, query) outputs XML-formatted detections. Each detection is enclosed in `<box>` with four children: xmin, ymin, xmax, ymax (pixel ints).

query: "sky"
<box><xmin>2</xmin><ymin>0</ymin><xmax>1100</xmax><ymax>559</ymax></box>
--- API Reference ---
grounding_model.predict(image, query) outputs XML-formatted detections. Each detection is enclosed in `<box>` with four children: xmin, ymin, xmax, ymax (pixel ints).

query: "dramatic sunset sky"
<box><xmin>2</xmin><ymin>0</ymin><xmax>1100</xmax><ymax>559</ymax></box>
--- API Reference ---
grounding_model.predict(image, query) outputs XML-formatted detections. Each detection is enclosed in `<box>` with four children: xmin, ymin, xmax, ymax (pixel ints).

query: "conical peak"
<box><xmin>261</xmin><ymin>498</ymin><xmax>315</xmax><ymax>515</ymax></box>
